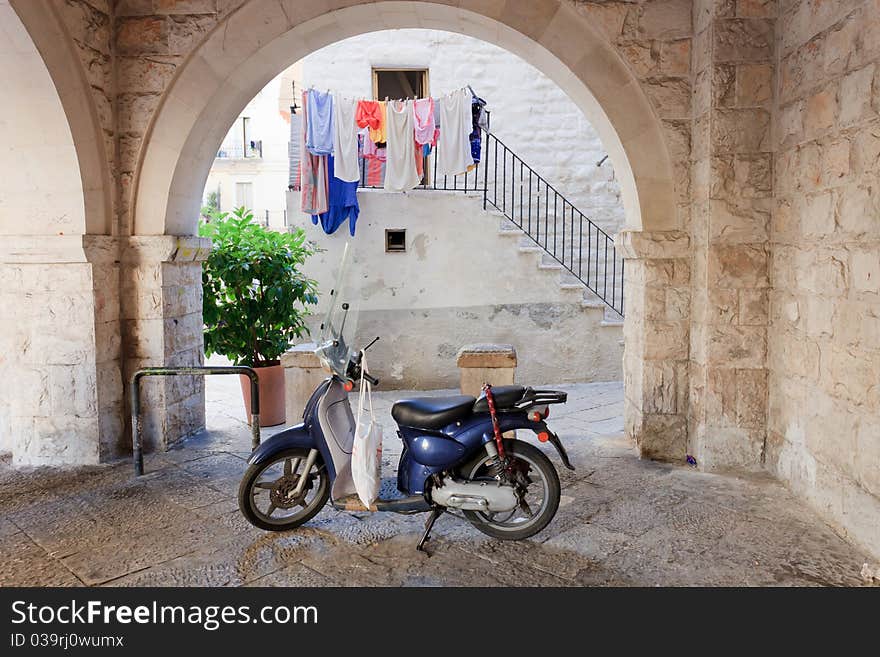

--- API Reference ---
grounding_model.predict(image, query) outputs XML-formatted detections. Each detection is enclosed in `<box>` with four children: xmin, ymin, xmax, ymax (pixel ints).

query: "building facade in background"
<box><xmin>203</xmin><ymin>30</ymin><xmax>627</xmax><ymax>389</ymax></box>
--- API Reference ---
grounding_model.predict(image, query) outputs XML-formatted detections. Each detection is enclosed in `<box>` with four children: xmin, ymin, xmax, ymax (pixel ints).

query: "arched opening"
<box><xmin>198</xmin><ymin>26</ymin><xmax>630</xmax><ymax>434</ymax></box>
<box><xmin>134</xmin><ymin>1</ymin><xmax>676</xmax><ymax>238</ymax></box>
<box><xmin>131</xmin><ymin>0</ymin><xmax>685</xmax><ymax>462</ymax></box>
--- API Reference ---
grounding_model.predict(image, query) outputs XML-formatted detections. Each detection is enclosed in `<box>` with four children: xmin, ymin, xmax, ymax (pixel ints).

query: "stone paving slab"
<box><xmin>0</xmin><ymin>380</ymin><xmax>872</xmax><ymax>587</ymax></box>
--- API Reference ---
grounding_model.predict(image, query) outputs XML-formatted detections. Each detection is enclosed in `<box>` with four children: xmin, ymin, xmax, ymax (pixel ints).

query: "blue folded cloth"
<box><xmin>311</xmin><ymin>155</ymin><xmax>359</xmax><ymax>236</ymax></box>
<box><xmin>306</xmin><ymin>90</ymin><xmax>334</xmax><ymax>156</ymax></box>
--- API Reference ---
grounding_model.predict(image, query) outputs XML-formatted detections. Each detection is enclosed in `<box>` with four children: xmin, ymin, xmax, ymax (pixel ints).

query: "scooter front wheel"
<box><xmin>238</xmin><ymin>448</ymin><xmax>330</xmax><ymax>531</ymax></box>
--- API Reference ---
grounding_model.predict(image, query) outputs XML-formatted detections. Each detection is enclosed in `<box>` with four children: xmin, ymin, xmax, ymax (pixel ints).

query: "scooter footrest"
<box><xmin>331</xmin><ymin>494</ymin><xmax>377</xmax><ymax>512</ymax></box>
<box><xmin>330</xmin><ymin>494</ymin><xmax>431</xmax><ymax>514</ymax></box>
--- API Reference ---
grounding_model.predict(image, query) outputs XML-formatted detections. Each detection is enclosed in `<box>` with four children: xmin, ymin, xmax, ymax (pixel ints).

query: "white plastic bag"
<box><xmin>351</xmin><ymin>352</ymin><xmax>382</xmax><ymax>507</ymax></box>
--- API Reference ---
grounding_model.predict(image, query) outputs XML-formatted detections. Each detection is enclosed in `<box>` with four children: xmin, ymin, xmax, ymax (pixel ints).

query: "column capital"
<box><xmin>615</xmin><ymin>230</ymin><xmax>690</xmax><ymax>260</ymax></box>
<box><xmin>120</xmin><ymin>235</ymin><xmax>211</xmax><ymax>265</ymax></box>
<box><xmin>0</xmin><ymin>234</ymin><xmax>118</xmax><ymax>264</ymax></box>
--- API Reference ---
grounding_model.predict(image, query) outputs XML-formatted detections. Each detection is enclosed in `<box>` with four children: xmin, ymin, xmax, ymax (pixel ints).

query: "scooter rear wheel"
<box><xmin>460</xmin><ymin>440</ymin><xmax>560</xmax><ymax>541</ymax></box>
<box><xmin>238</xmin><ymin>448</ymin><xmax>330</xmax><ymax>531</ymax></box>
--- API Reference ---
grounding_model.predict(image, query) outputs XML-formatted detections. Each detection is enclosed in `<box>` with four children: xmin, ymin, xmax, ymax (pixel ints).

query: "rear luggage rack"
<box><xmin>512</xmin><ymin>387</ymin><xmax>567</xmax><ymax>411</ymax></box>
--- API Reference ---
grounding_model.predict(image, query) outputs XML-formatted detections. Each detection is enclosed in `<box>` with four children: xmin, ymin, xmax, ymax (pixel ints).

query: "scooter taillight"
<box><xmin>528</xmin><ymin>406</ymin><xmax>550</xmax><ymax>422</ymax></box>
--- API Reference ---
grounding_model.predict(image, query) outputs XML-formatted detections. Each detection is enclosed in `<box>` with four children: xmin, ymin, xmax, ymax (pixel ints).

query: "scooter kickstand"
<box><xmin>416</xmin><ymin>507</ymin><xmax>443</xmax><ymax>553</ymax></box>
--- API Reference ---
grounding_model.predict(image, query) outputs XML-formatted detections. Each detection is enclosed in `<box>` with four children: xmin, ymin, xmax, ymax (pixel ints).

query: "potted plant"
<box><xmin>200</xmin><ymin>207</ymin><xmax>318</xmax><ymax>426</ymax></box>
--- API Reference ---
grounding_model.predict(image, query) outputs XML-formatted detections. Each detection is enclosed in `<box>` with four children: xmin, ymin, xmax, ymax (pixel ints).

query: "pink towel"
<box><xmin>412</xmin><ymin>97</ymin><xmax>436</xmax><ymax>145</ymax></box>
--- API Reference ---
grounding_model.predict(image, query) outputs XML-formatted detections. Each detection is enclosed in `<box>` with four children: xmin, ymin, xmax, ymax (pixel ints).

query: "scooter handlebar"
<box><xmin>362</xmin><ymin>371</ymin><xmax>380</xmax><ymax>386</ymax></box>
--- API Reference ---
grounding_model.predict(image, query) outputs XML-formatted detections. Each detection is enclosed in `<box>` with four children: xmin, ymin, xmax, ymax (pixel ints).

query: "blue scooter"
<box><xmin>237</xmin><ymin>269</ymin><xmax>573</xmax><ymax>550</ymax></box>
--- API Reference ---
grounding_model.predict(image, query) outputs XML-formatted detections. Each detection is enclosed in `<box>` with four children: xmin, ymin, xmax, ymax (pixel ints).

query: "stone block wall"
<box><xmin>618</xmin><ymin>229</ymin><xmax>691</xmax><ymax>461</ymax></box>
<box><xmin>62</xmin><ymin>0</ymin><xmax>116</xmax><ymax>229</ymax></box>
<box><xmin>768</xmin><ymin>0</ymin><xmax>880</xmax><ymax>556</ymax></box>
<box><xmin>0</xmin><ymin>236</ymin><xmax>122</xmax><ymax>465</ymax></box>
<box><xmin>120</xmin><ymin>236</ymin><xmax>210</xmax><ymax>451</ymax></box>
<box><xmin>112</xmin><ymin>0</ymin><xmax>244</xmax><ymax>235</ymax></box>
<box><xmin>689</xmin><ymin>0</ymin><xmax>774</xmax><ymax>471</ymax></box>
<box><xmin>572</xmin><ymin>0</ymin><xmax>694</xmax><ymax>226</ymax></box>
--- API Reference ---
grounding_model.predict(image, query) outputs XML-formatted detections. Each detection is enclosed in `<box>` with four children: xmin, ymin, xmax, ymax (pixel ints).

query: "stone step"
<box><xmin>518</xmin><ymin>244</ymin><xmax>543</xmax><ymax>254</ymax></box>
<box><xmin>537</xmin><ymin>260</ymin><xmax>564</xmax><ymax>271</ymax></box>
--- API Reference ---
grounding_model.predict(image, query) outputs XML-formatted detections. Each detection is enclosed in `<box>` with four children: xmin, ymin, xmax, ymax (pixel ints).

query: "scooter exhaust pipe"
<box><xmin>430</xmin><ymin>479</ymin><xmax>518</xmax><ymax>512</ymax></box>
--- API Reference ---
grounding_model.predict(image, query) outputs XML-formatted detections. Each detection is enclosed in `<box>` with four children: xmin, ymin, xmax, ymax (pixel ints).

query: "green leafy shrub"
<box><xmin>200</xmin><ymin>207</ymin><xmax>319</xmax><ymax>367</ymax></box>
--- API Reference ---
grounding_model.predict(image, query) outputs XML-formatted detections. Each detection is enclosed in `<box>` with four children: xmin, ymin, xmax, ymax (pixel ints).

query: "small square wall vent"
<box><xmin>385</xmin><ymin>229</ymin><xmax>406</xmax><ymax>252</ymax></box>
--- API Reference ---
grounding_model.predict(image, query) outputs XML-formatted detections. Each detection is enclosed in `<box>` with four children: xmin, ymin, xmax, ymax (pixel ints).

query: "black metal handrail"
<box><xmin>356</xmin><ymin>128</ymin><xmax>624</xmax><ymax>317</ymax></box>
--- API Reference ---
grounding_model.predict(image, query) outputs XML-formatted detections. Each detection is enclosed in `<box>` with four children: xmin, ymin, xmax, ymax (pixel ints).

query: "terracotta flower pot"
<box><xmin>240</xmin><ymin>363</ymin><xmax>286</xmax><ymax>427</ymax></box>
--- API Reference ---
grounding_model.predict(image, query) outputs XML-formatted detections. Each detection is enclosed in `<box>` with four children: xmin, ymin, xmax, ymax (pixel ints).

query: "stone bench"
<box><xmin>456</xmin><ymin>344</ymin><xmax>517</xmax><ymax>397</ymax></box>
<box><xmin>281</xmin><ymin>343</ymin><xmax>327</xmax><ymax>423</ymax></box>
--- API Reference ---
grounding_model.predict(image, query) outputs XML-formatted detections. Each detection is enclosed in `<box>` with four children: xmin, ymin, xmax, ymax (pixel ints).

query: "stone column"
<box><xmin>120</xmin><ymin>236</ymin><xmax>210</xmax><ymax>452</ymax></box>
<box><xmin>617</xmin><ymin>230</ymin><xmax>691</xmax><ymax>462</ymax></box>
<box><xmin>689</xmin><ymin>0</ymin><xmax>775</xmax><ymax>470</ymax></box>
<box><xmin>0</xmin><ymin>235</ymin><xmax>123</xmax><ymax>465</ymax></box>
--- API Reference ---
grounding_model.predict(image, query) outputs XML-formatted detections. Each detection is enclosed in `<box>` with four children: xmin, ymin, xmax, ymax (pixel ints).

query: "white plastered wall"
<box><xmin>0</xmin><ymin>0</ymin><xmax>85</xmax><ymax>236</ymax></box>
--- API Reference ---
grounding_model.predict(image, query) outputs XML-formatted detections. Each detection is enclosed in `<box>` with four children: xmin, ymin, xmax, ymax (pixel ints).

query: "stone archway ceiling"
<box><xmin>133</xmin><ymin>0</ymin><xmax>681</xmax><ymax>237</ymax></box>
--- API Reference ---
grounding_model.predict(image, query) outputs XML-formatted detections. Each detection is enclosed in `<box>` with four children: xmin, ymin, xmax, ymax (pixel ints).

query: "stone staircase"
<box><xmin>494</xmin><ymin>214</ymin><xmax>623</xmax><ymax>326</ymax></box>
<box><xmin>360</xmin><ymin>126</ymin><xmax>626</xmax><ymax>319</ymax></box>
<box><xmin>477</xmin><ymin>129</ymin><xmax>625</xmax><ymax>319</ymax></box>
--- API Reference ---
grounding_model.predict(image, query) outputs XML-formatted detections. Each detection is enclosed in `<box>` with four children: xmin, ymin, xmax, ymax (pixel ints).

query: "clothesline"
<box><xmin>308</xmin><ymin>86</ymin><xmax>475</xmax><ymax>102</ymax></box>
<box><xmin>290</xmin><ymin>84</ymin><xmax>488</xmax><ymax>237</ymax></box>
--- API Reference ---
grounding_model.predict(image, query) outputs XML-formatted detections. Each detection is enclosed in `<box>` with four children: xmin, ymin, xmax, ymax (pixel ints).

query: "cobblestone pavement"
<box><xmin>0</xmin><ymin>378</ymin><xmax>871</xmax><ymax>587</ymax></box>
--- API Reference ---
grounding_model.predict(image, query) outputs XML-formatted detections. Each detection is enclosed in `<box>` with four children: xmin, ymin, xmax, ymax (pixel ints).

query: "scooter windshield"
<box><xmin>315</xmin><ymin>242</ymin><xmax>360</xmax><ymax>379</ymax></box>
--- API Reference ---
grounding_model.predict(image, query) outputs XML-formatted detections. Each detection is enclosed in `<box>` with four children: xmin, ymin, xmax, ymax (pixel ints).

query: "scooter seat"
<box><xmin>391</xmin><ymin>395</ymin><xmax>477</xmax><ymax>430</ymax></box>
<box><xmin>472</xmin><ymin>385</ymin><xmax>526</xmax><ymax>413</ymax></box>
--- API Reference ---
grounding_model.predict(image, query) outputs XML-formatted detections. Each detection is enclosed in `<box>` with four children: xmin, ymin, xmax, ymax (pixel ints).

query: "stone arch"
<box><xmin>7</xmin><ymin>0</ymin><xmax>112</xmax><ymax>235</ymax></box>
<box><xmin>0</xmin><ymin>1</ymin><xmax>121</xmax><ymax>466</ymax></box>
<box><xmin>134</xmin><ymin>0</ymin><xmax>676</xmax><ymax>237</ymax></box>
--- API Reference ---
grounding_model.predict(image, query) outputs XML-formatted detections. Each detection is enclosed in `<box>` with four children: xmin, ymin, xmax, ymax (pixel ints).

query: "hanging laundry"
<box><xmin>332</xmin><ymin>95</ymin><xmax>359</xmax><ymax>182</ymax></box>
<box><xmin>414</xmin><ymin>137</ymin><xmax>424</xmax><ymax>180</ymax></box>
<box><xmin>435</xmin><ymin>88</ymin><xmax>474</xmax><ymax>177</ymax></box>
<box><xmin>358</xmin><ymin>130</ymin><xmax>386</xmax><ymax>187</ymax></box>
<box><xmin>384</xmin><ymin>100</ymin><xmax>421</xmax><ymax>192</ymax></box>
<box><xmin>355</xmin><ymin>100</ymin><xmax>381</xmax><ymax>132</ymax></box>
<box><xmin>361</xmin><ymin>129</ymin><xmax>387</xmax><ymax>162</ymax></box>
<box><xmin>288</xmin><ymin>109</ymin><xmax>302</xmax><ymax>190</ymax></box>
<box><xmin>470</xmin><ymin>91</ymin><xmax>487</xmax><ymax>165</ymax></box>
<box><xmin>300</xmin><ymin>91</ymin><xmax>328</xmax><ymax>215</ymax></box>
<box><xmin>412</xmin><ymin>97</ymin><xmax>436</xmax><ymax>146</ymax></box>
<box><xmin>364</xmin><ymin>158</ymin><xmax>385</xmax><ymax>187</ymax></box>
<box><xmin>421</xmin><ymin>114</ymin><xmax>439</xmax><ymax>158</ymax></box>
<box><xmin>306</xmin><ymin>89</ymin><xmax>334</xmax><ymax>156</ymax></box>
<box><xmin>356</xmin><ymin>99</ymin><xmax>386</xmax><ymax>143</ymax></box>
<box><xmin>311</xmin><ymin>155</ymin><xmax>360</xmax><ymax>236</ymax></box>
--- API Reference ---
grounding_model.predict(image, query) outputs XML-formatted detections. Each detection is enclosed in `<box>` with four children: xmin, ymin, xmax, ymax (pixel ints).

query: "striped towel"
<box><xmin>288</xmin><ymin>111</ymin><xmax>302</xmax><ymax>190</ymax></box>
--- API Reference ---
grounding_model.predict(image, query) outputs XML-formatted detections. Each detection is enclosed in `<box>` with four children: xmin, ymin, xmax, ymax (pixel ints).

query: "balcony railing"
<box><xmin>216</xmin><ymin>141</ymin><xmax>263</xmax><ymax>159</ymax></box>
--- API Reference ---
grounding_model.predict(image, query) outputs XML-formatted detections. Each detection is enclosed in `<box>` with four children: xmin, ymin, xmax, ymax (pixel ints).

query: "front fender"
<box><xmin>248</xmin><ymin>423</ymin><xmax>316</xmax><ymax>466</ymax></box>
